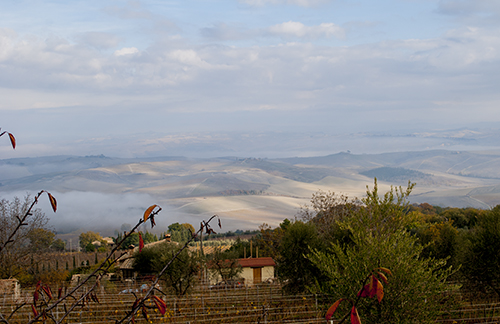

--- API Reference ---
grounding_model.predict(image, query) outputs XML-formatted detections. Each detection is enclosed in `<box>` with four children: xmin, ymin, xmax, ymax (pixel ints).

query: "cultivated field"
<box><xmin>2</xmin><ymin>280</ymin><xmax>500</xmax><ymax>323</ymax></box>
<box><xmin>3</xmin><ymin>151</ymin><xmax>500</xmax><ymax>234</ymax></box>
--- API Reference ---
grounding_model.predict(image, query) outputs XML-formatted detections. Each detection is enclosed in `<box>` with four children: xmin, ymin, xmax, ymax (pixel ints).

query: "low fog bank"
<box><xmin>3</xmin><ymin>128</ymin><xmax>500</xmax><ymax>160</ymax></box>
<box><xmin>0</xmin><ymin>190</ymin><xmax>254</xmax><ymax>237</ymax></box>
<box><xmin>1</xmin><ymin>191</ymin><xmax>173</xmax><ymax>236</ymax></box>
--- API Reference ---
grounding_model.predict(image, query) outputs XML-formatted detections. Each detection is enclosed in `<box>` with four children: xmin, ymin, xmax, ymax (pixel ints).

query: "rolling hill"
<box><xmin>1</xmin><ymin>150</ymin><xmax>500</xmax><ymax>234</ymax></box>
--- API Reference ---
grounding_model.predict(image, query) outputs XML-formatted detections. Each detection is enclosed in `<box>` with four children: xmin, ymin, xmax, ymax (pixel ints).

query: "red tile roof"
<box><xmin>237</xmin><ymin>257</ymin><xmax>275</xmax><ymax>268</ymax></box>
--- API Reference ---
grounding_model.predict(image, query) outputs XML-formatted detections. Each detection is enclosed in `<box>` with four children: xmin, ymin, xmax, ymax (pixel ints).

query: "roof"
<box><xmin>237</xmin><ymin>257</ymin><xmax>275</xmax><ymax>268</ymax></box>
<box><xmin>119</xmin><ymin>258</ymin><xmax>135</xmax><ymax>270</ymax></box>
<box><xmin>102</xmin><ymin>237</ymin><xmax>114</xmax><ymax>244</ymax></box>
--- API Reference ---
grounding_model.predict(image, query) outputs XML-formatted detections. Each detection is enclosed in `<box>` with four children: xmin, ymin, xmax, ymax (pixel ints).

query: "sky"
<box><xmin>1</xmin><ymin>0</ymin><xmax>500</xmax><ymax>158</ymax></box>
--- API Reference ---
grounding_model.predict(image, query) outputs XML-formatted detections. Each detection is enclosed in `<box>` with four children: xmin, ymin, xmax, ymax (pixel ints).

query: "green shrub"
<box><xmin>308</xmin><ymin>180</ymin><xmax>458</xmax><ymax>323</ymax></box>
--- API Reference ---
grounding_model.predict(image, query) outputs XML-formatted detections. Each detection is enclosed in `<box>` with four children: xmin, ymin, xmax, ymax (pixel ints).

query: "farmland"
<box><xmin>2</xmin><ymin>280</ymin><xmax>500</xmax><ymax>323</ymax></box>
<box><xmin>3</xmin><ymin>150</ymin><xmax>500</xmax><ymax>234</ymax></box>
<box><xmin>2</xmin><ymin>280</ymin><xmax>325</xmax><ymax>323</ymax></box>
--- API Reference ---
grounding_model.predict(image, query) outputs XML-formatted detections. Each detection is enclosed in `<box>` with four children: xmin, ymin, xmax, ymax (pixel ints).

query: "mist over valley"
<box><xmin>2</xmin><ymin>129</ymin><xmax>500</xmax><ymax>237</ymax></box>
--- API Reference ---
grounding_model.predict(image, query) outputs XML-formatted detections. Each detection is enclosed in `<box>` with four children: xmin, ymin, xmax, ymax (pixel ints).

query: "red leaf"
<box><xmin>357</xmin><ymin>284</ymin><xmax>371</xmax><ymax>298</ymax></box>
<box><xmin>141</xmin><ymin>305</ymin><xmax>148</xmax><ymax>321</ymax></box>
<box><xmin>47</xmin><ymin>192</ymin><xmax>57</xmax><ymax>212</ymax></box>
<box><xmin>376</xmin><ymin>279</ymin><xmax>384</xmax><ymax>303</ymax></box>
<box><xmin>369</xmin><ymin>274</ymin><xmax>378</xmax><ymax>297</ymax></box>
<box><xmin>358</xmin><ymin>275</ymin><xmax>378</xmax><ymax>298</ymax></box>
<box><xmin>58</xmin><ymin>287</ymin><xmax>63</xmax><ymax>299</ymax></box>
<box><xmin>31</xmin><ymin>304</ymin><xmax>38</xmax><ymax>317</ymax></box>
<box><xmin>42</xmin><ymin>285</ymin><xmax>52</xmax><ymax>300</ymax></box>
<box><xmin>325</xmin><ymin>299</ymin><xmax>343</xmax><ymax>320</ymax></box>
<box><xmin>377</xmin><ymin>271</ymin><xmax>388</xmax><ymax>284</ymax></box>
<box><xmin>376</xmin><ymin>267</ymin><xmax>392</xmax><ymax>276</ymax></box>
<box><xmin>33</xmin><ymin>291</ymin><xmax>39</xmax><ymax>305</ymax></box>
<box><xmin>153</xmin><ymin>296</ymin><xmax>167</xmax><ymax>315</ymax></box>
<box><xmin>351</xmin><ymin>306</ymin><xmax>362</xmax><ymax>324</ymax></box>
<box><xmin>139</xmin><ymin>232</ymin><xmax>144</xmax><ymax>253</ymax></box>
<box><xmin>8</xmin><ymin>133</ymin><xmax>15</xmax><ymax>149</ymax></box>
<box><xmin>143</xmin><ymin>205</ymin><xmax>157</xmax><ymax>222</ymax></box>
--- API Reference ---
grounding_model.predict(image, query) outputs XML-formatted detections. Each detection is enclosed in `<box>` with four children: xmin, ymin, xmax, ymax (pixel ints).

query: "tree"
<box><xmin>115</xmin><ymin>231</ymin><xmax>157</xmax><ymax>249</ymax></box>
<box><xmin>308</xmin><ymin>180</ymin><xmax>457</xmax><ymax>323</ymax></box>
<box><xmin>133</xmin><ymin>241</ymin><xmax>202</xmax><ymax>296</ymax></box>
<box><xmin>225</xmin><ymin>237</ymin><xmax>251</xmax><ymax>258</ymax></box>
<box><xmin>207</xmin><ymin>246</ymin><xmax>242</xmax><ymax>283</ymax></box>
<box><xmin>277</xmin><ymin>220</ymin><xmax>326</xmax><ymax>294</ymax></box>
<box><xmin>460</xmin><ymin>205</ymin><xmax>500</xmax><ymax>297</ymax></box>
<box><xmin>51</xmin><ymin>238</ymin><xmax>66</xmax><ymax>251</ymax></box>
<box><xmin>298</xmin><ymin>191</ymin><xmax>360</xmax><ymax>249</ymax></box>
<box><xmin>28</xmin><ymin>228</ymin><xmax>55</xmax><ymax>253</ymax></box>
<box><xmin>253</xmin><ymin>220</ymin><xmax>289</xmax><ymax>259</ymax></box>
<box><xmin>0</xmin><ymin>196</ymin><xmax>51</xmax><ymax>279</ymax></box>
<box><xmin>415</xmin><ymin>219</ymin><xmax>461</xmax><ymax>268</ymax></box>
<box><xmin>168</xmin><ymin>222</ymin><xmax>194</xmax><ymax>243</ymax></box>
<box><xmin>182</xmin><ymin>223</ymin><xmax>195</xmax><ymax>234</ymax></box>
<box><xmin>79</xmin><ymin>231</ymin><xmax>103</xmax><ymax>251</ymax></box>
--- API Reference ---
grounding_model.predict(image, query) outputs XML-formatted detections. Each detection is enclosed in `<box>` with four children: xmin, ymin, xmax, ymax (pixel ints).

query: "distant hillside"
<box><xmin>279</xmin><ymin>150</ymin><xmax>500</xmax><ymax>179</ymax></box>
<box><xmin>360</xmin><ymin>167</ymin><xmax>430</xmax><ymax>183</ymax></box>
<box><xmin>2</xmin><ymin>150</ymin><xmax>500</xmax><ymax>234</ymax></box>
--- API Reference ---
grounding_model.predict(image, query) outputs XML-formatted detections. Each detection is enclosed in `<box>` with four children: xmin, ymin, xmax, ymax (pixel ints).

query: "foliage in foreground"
<box><xmin>308</xmin><ymin>181</ymin><xmax>458</xmax><ymax>323</ymax></box>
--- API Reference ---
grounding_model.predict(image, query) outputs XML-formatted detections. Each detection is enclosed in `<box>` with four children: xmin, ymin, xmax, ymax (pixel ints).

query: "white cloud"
<box><xmin>0</xmin><ymin>18</ymin><xmax>499</xmax><ymax>140</ymax></box>
<box><xmin>268</xmin><ymin>21</ymin><xmax>345</xmax><ymax>39</ymax></box>
<box><xmin>0</xmin><ymin>28</ymin><xmax>497</xmax><ymax>96</ymax></box>
<box><xmin>200</xmin><ymin>21</ymin><xmax>344</xmax><ymax>41</ymax></box>
<box><xmin>114</xmin><ymin>47</ymin><xmax>139</xmax><ymax>56</ymax></box>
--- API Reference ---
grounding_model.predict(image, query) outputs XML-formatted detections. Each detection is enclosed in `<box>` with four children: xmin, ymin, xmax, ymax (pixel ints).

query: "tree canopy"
<box><xmin>0</xmin><ymin>196</ymin><xmax>52</xmax><ymax>279</ymax></box>
<box><xmin>133</xmin><ymin>242</ymin><xmax>201</xmax><ymax>296</ymax></box>
<box><xmin>307</xmin><ymin>180</ymin><xmax>457</xmax><ymax>323</ymax></box>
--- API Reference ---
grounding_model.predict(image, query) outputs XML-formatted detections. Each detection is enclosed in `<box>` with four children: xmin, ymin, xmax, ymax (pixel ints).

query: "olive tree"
<box><xmin>308</xmin><ymin>180</ymin><xmax>457</xmax><ymax>323</ymax></box>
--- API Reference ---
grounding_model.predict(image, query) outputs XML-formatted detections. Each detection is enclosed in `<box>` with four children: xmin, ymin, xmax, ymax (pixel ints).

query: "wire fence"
<box><xmin>1</xmin><ymin>281</ymin><xmax>328</xmax><ymax>323</ymax></box>
<box><xmin>2</xmin><ymin>281</ymin><xmax>500</xmax><ymax>323</ymax></box>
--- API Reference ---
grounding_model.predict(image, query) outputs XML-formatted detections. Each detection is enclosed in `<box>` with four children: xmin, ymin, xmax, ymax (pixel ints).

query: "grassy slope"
<box><xmin>1</xmin><ymin>151</ymin><xmax>500</xmax><ymax>230</ymax></box>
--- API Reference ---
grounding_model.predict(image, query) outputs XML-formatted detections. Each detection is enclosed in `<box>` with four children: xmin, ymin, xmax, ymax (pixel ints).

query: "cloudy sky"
<box><xmin>1</xmin><ymin>0</ymin><xmax>500</xmax><ymax>158</ymax></box>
